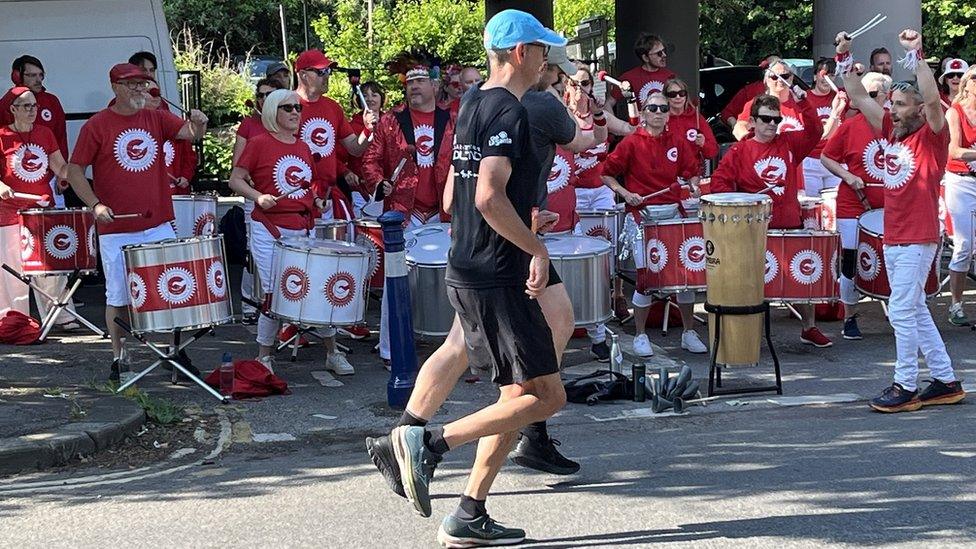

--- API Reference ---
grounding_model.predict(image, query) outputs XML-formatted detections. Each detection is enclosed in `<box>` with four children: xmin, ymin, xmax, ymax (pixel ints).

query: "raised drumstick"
<box><xmin>148</xmin><ymin>87</ymin><xmax>189</xmax><ymax>116</ymax></box>
<box><xmin>12</xmin><ymin>192</ymin><xmax>51</xmax><ymax>206</ymax></box>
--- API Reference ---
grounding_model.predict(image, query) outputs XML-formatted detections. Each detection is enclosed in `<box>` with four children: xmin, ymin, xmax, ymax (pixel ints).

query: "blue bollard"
<box><xmin>379</xmin><ymin>211</ymin><xmax>417</xmax><ymax>409</ymax></box>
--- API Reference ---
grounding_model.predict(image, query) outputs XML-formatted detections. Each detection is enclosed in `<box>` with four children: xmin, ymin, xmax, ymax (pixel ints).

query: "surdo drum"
<box><xmin>855</xmin><ymin>209</ymin><xmax>940</xmax><ymax>299</ymax></box>
<box><xmin>353</xmin><ymin>219</ymin><xmax>385</xmax><ymax>289</ymax></box>
<box><xmin>638</xmin><ymin>217</ymin><xmax>707</xmax><ymax>294</ymax></box>
<box><xmin>764</xmin><ymin>230</ymin><xmax>840</xmax><ymax>302</ymax></box>
<box><xmin>171</xmin><ymin>195</ymin><xmax>217</xmax><ymax>239</ymax></box>
<box><xmin>123</xmin><ymin>236</ymin><xmax>233</xmax><ymax>334</ymax></box>
<box><xmin>543</xmin><ymin>234</ymin><xmax>612</xmax><ymax>327</ymax></box>
<box><xmin>269</xmin><ymin>238</ymin><xmax>369</xmax><ymax>327</ymax></box>
<box><xmin>404</xmin><ymin>224</ymin><xmax>453</xmax><ymax>336</ymax></box>
<box><xmin>799</xmin><ymin>196</ymin><xmax>823</xmax><ymax>230</ymax></box>
<box><xmin>577</xmin><ymin>208</ymin><xmax>619</xmax><ymax>273</ymax></box>
<box><xmin>19</xmin><ymin>208</ymin><xmax>98</xmax><ymax>275</ymax></box>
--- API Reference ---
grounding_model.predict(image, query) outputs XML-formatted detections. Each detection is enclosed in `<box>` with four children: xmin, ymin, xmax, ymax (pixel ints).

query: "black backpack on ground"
<box><xmin>219</xmin><ymin>205</ymin><xmax>247</xmax><ymax>266</ymax></box>
<box><xmin>564</xmin><ymin>370</ymin><xmax>633</xmax><ymax>405</ymax></box>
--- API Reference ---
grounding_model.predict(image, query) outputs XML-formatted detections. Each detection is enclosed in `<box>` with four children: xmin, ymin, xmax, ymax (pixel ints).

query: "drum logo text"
<box><xmin>300</xmin><ymin>117</ymin><xmax>336</xmax><ymax>157</ymax></box>
<box><xmin>280</xmin><ymin>266</ymin><xmax>309</xmax><ymax>302</ymax></box>
<box><xmin>45</xmin><ymin>225</ymin><xmax>78</xmax><ymax>260</ymax></box>
<box><xmin>414</xmin><ymin>124</ymin><xmax>435</xmax><ymax>168</ymax></box>
<box><xmin>114</xmin><ymin>129</ymin><xmax>157</xmax><ymax>172</ymax></box>
<box><xmin>128</xmin><ymin>272</ymin><xmax>148</xmax><ymax>309</ymax></box>
<box><xmin>857</xmin><ymin>243</ymin><xmax>880</xmax><ymax>281</ymax></box>
<box><xmin>207</xmin><ymin>261</ymin><xmax>227</xmax><ymax>299</ymax></box>
<box><xmin>158</xmin><ymin>267</ymin><xmax>196</xmax><ymax>305</ymax></box>
<box><xmin>790</xmin><ymin>250</ymin><xmax>823</xmax><ymax>285</ymax></box>
<box><xmin>325</xmin><ymin>272</ymin><xmax>356</xmax><ymax>308</ymax></box>
<box><xmin>679</xmin><ymin>237</ymin><xmax>706</xmax><ymax>272</ymax></box>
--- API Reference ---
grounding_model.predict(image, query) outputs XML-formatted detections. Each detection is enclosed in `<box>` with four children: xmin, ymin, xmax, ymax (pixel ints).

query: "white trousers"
<box><xmin>250</xmin><ymin>222</ymin><xmax>319</xmax><ymax>347</ymax></box>
<box><xmin>802</xmin><ymin>157</ymin><xmax>841</xmax><ymax>197</ymax></box>
<box><xmin>575</xmin><ymin>185</ymin><xmax>616</xmax><ymax>211</ymax></box>
<box><xmin>944</xmin><ymin>172</ymin><xmax>976</xmax><ymax>273</ymax></box>
<box><xmin>883</xmin><ymin>243</ymin><xmax>955</xmax><ymax>390</ymax></box>
<box><xmin>837</xmin><ymin>218</ymin><xmax>860</xmax><ymax>306</ymax></box>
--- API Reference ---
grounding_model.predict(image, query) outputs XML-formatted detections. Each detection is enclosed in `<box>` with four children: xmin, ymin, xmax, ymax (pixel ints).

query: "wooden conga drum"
<box><xmin>700</xmin><ymin>193</ymin><xmax>772</xmax><ymax>365</ymax></box>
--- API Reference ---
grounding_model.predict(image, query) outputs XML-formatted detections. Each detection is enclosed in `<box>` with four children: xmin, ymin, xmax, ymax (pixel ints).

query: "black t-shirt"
<box><xmin>522</xmin><ymin>90</ymin><xmax>577</xmax><ymax>207</ymax></box>
<box><xmin>446</xmin><ymin>87</ymin><xmax>540</xmax><ymax>289</ymax></box>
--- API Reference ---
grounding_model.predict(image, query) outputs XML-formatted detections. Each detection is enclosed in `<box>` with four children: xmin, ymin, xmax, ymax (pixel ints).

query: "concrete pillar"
<box><xmin>614</xmin><ymin>0</ymin><xmax>699</xmax><ymax>95</ymax></box>
<box><xmin>485</xmin><ymin>0</ymin><xmax>553</xmax><ymax>28</ymax></box>
<box><xmin>813</xmin><ymin>0</ymin><xmax>922</xmax><ymax>81</ymax></box>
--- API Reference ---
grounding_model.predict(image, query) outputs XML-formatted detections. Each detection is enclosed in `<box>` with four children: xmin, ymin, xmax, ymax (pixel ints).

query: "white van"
<box><xmin>0</xmin><ymin>0</ymin><xmax>181</xmax><ymax>155</ymax></box>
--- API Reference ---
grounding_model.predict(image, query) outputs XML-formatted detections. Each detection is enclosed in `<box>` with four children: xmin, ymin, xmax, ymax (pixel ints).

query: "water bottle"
<box><xmin>118</xmin><ymin>338</ymin><xmax>135</xmax><ymax>385</ymax></box>
<box><xmin>219</xmin><ymin>352</ymin><xmax>234</xmax><ymax>397</ymax></box>
<box><xmin>632</xmin><ymin>364</ymin><xmax>646</xmax><ymax>402</ymax></box>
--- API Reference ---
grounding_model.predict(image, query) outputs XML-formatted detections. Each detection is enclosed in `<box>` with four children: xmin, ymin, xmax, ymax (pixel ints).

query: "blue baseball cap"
<box><xmin>483</xmin><ymin>10</ymin><xmax>567</xmax><ymax>51</ymax></box>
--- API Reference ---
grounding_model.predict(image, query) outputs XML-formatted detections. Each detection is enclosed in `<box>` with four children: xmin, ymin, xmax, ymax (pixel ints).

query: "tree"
<box><xmin>922</xmin><ymin>0</ymin><xmax>976</xmax><ymax>61</ymax></box>
<box><xmin>700</xmin><ymin>0</ymin><xmax>811</xmax><ymax>64</ymax></box>
<box><xmin>553</xmin><ymin>0</ymin><xmax>614</xmax><ymax>38</ymax></box>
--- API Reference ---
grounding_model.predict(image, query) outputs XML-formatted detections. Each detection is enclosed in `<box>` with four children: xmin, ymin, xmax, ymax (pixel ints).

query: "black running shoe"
<box><xmin>509</xmin><ymin>434</ymin><xmax>580</xmax><ymax>475</ymax></box>
<box><xmin>869</xmin><ymin>383</ymin><xmax>922</xmax><ymax>413</ymax></box>
<box><xmin>590</xmin><ymin>341</ymin><xmax>610</xmax><ymax>363</ymax></box>
<box><xmin>109</xmin><ymin>359</ymin><xmax>120</xmax><ymax>383</ymax></box>
<box><xmin>437</xmin><ymin>513</ymin><xmax>525</xmax><ymax>548</ymax></box>
<box><xmin>366</xmin><ymin>435</ymin><xmax>406</xmax><ymax>498</ymax></box>
<box><xmin>918</xmin><ymin>379</ymin><xmax>966</xmax><ymax>407</ymax></box>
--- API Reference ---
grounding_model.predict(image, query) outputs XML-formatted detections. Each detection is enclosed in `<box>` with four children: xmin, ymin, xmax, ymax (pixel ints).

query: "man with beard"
<box><xmin>870</xmin><ymin>47</ymin><xmax>893</xmax><ymax>76</ymax></box>
<box><xmin>837</xmin><ymin>30</ymin><xmax>965</xmax><ymax>412</ymax></box>
<box><xmin>65</xmin><ymin>64</ymin><xmax>207</xmax><ymax>381</ymax></box>
<box><xmin>606</xmin><ymin>32</ymin><xmax>676</xmax><ymax>112</ymax></box>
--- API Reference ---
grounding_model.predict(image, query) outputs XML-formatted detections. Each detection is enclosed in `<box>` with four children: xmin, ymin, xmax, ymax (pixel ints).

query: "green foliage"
<box><xmin>203</xmin><ymin>128</ymin><xmax>237</xmax><ymax>181</ymax></box>
<box><xmin>172</xmin><ymin>27</ymin><xmax>253</xmax><ymax>127</ymax></box>
<box><xmin>553</xmin><ymin>0</ymin><xmax>615</xmax><ymax>39</ymax></box>
<box><xmin>700</xmin><ymin>0</ymin><xmax>812</xmax><ymax>64</ymax></box>
<box><xmin>121</xmin><ymin>387</ymin><xmax>184</xmax><ymax>425</ymax></box>
<box><xmin>922</xmin><ymin>0</ymin><xmax>976</xmax><ymax>61</ymax></box>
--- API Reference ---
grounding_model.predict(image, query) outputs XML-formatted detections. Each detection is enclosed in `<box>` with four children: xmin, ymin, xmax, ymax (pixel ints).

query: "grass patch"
<box><xmin>87</xmin><ymin>379</ymin><xmax>184</xmax><ymax>425</ymax></box>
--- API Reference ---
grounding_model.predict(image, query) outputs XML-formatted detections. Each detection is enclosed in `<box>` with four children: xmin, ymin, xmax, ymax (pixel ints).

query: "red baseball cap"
<box><xmin>109</xmin><ymin>63</ymin><xmax>155</xmax><ymax>84</ymax></box>
<box><xmin>294</xmin><ymin>49</ymin><xmax>336</xmax><ymax>72</ymax></box>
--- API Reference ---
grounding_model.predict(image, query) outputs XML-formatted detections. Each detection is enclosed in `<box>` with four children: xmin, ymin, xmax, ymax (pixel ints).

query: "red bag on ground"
<box><xmin>0</xmin><ymin>311</ymin><xmax>41</xmax><ymax>345</ymax></box>
<box><xmin>204</xmin><ymin>360</ymin><xmax>290</xmax><ymax>400</ymax></box>
<box><xmin>815</xmin><ymin>302</ymin><xmax>845</xmax><ymax>322</ymax></box>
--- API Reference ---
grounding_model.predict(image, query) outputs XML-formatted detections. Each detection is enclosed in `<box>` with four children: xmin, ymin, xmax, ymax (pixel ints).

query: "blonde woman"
<box><xmin>944</xmin><ymin>64</ymin><xmax>976</xmax><ymax>325</ymax></box>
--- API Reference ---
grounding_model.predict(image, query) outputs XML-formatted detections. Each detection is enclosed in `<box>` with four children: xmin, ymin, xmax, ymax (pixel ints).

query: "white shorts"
<box><xmin>99</xmin><ymin>222</ymin><xmax>176</xmax><ymax>307</ymax></box>
<box><xmin>575</xmin><ymin>186</ymin><xmax>616</xmax><ymax>211</ymax></box>
<box><xmin>837</xmin><ymin>218</ymin><xmax>859</xmax><ymax>250</ymax></box>
<box><xmin>944</xmin><ymin>172</ymin><xmax>976</xmax><ymax>273</ymax></box>
<box><xmin>803</xmin><ymin>157</ymin><xmax>841</xmax><ymax>197</ymax></box>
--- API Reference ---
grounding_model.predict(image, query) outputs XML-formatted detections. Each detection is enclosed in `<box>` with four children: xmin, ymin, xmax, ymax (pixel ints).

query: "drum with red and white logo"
<box><xmin>855</xmin><ymin>209</ymin><xmax>940</xmax><ymax>299</ymax></box>
<box><xmin>638</xmin><ymin>217</ymin><xmax>707</xmax><ymax>294</ymax></box>
<box><xmin>819</xmin><ymin>188</ymin><xmax>837</xmax><ymax>231</ymax></box>
<box><xmin>799</xmin><ymin>196</ymin><xmax>823</xmax><ymax>230</ymax></box>
<box><xmin>764</xmin><ymin>230</ymin><xmax>840</xmax><ymax>302</ymax></box>
<box><xmin>269</xmin><ymin>238</ymin><xmax>369</xmax><ymax>327</ymax></box>
<box><xmin>172</xmin><ymin>195</ymin><xmax>217</xmax><ymax>239</ymax></box>
<box><xmin>353</xmin><ymin>219</ymin><xmax>384</xmax><ymax>289</ymax></box>
<box><xmin>19</xmin><ymin>208</ymin><xmax>98</xmax><ymax>275</ymax></box>
<box><xmin>577</xmin><ymin>207</ymin><xmax>620</xmax><ymax>273</ymax></box>
<box><xmin>123</xmin><ymin>236</ymin><xmax>233</xmax><ymax>333</ymax></box>
<box><xmin>543</xmin><ymin>235</ymin><xmax>612</xmax><ymax>326</ymax></box>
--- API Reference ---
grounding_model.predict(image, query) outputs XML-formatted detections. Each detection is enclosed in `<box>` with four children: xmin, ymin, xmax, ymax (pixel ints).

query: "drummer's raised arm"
<box><xmin>836</xmin><ymin>32</ymin><xmax>884</xmax><ymax>132</ymax></box>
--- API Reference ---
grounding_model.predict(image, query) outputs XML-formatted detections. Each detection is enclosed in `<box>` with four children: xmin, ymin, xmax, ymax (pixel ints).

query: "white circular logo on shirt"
<box><xmin>862</xmin><ymin>138</ymin><xmax>888</xmax><ymax>182</ymax></box>
<box><xmin>163</xmin><ymin>140</ymin><xmax>175</xmax><ymax>168</ymax></box>
<box><xmin>157</xmin><ymin>267</ymin><xmax>195</xmax><ymax>305</ymax></box>
<box><xmin>547</xmin><ymin>154</ymin><xmax>571</xmax><ymax>193</ymax></box>
<box><xmin>638</xmin><ymin>80</ymin><xmax>664</xmax><ymax>105</ymax></box>
<box><xmin>857</xmin><ymin>243</ymin><xmax>881</xmax><ymax>281</ymax></box>
<box><xmin>207</xmin><ymin>261</ymin><xmax>226</xmax><ymax>299</ymax></box>
<box><xmin>20</xmin><ymin>226</ymin><xmax>35</xmax><ymax>261</ymax></box>
<box><xmin>790</xmin><ymin>250</ymin><xmax>823</xmax><ymax>285</ymax></box>
<box><xmin>883</xmin><ymin>142</ymin><xmax>917</xmax><ymax>190</ymax></box>
<box><xmin>128</xmin><ymin>272</ymin><xmax>147</xmax><ymax>308</ymax></box>
<box><xmin>114</xmin><ymin>129</ymin><xmax>157</xmax><ymax>172</ymax></box>
<box><xmin>40</xmin><ymin>109</ymin><xmax>52</xmax><ymax>122</ymax></box>
<box><xmin>273</xmin><ymin>155</ymin><xmax>312</xmax><ymax>198</ymax></box>
<box><xmin>754</xmin><ymin>156</ymin><xmax>788</xmax><ymax>186</ymax></box>
<box><xmin>575</xmin><ymin>143</ymin><xmax>607</xmax><ymax>173</ymax></box>
<box><xmin>45</xmin><ymin>225</ymin><xmax>78</xmax><ymax>260</ymax></box>
<box><xmin>666</xmin><ymin>147</ymin><xmax>678</xmax><ymax>162</ymax></box>
<box><xmin>778</xmin><ymin>115</ymin><xmax>803</xmax><ymax>133</ymax></box>
<box><xmin>10</xmin><ymin>144</ymin><xmax>49</xmax><ymax>183</ymax></box>
<box><xmin>816</xmin><ymin>106</ymin><xmax>832</xmax><ymax>120</ymax></box>
<box><xmin>646</xmin><ymin>238</ymin><xmax>668</xmax><ymax>273</ymax></box>
<box><xmin>679</xmin><ymin>237</ymin><xmax>706</xmax><ymax>272</ymax></box>
<box><xmin>764</xmin><ymin>250</ymin><xmax>778</xmax><ymax>284</ymax></box>
<box><xmin>300</xmin><ymin>117</ymin><xmax>335</xmax><ymax>157</ymax></box>
<box><xmin>685</xmin><ymin>128</ymin><xmax>698</xmax><ymax>142</ymax></box>
<box><xmin>414</xmin><ymin>124</ymin><xmax>435</xmax><ymax>168</ymax></box>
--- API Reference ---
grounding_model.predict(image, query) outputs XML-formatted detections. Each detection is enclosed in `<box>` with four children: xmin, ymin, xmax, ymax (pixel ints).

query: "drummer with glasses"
<box><xmin>733</xmin><ymin>61</ymin><xmax>807</xmax><ymax>141</ymax></box>
<box><xmin>229</xmin><ymin>89</ymin><xmax>354</xmax><ymax>376</ymax></box>
<box><xmin>710</xmin><ymin>87</ymin><xmax>833</xmax><ymax>347</ymax></box>
<box><xmin>600</xmin><ymin>92</ymin><xmax>708</xmax><ymax>358</ymax></box>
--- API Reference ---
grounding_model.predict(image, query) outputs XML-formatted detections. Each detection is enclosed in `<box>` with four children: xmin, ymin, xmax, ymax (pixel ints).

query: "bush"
<box><xmin>172</xmin><ymin>26</ymin><xmax>253</xmax><ymax>127</ymax></box>
<box><xmin>202</xmin><ymin>127</ymin><xmax>237</xmax><ymax>181</ymax></box>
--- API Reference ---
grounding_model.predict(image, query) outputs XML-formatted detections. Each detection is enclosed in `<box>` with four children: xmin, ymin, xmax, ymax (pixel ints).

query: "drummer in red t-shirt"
<box><xmin>229</xmin><ymin>89</ymin><xmax>354</xmax><ymax>376</ymax></box>
<box><xmin>0</xmin><ymin>86</ymin><xmax>77</xmax><ymax>325</ymax></box>
<box><xmin>801</xmin><ymin>58</ymin><xmax>848</xmax><ymax>197</ymax></box>
<box><xmin>600</xmin><ymin>92</ymin><xmax>708</xmax><ymax>358</ymax></box>
<box><xmin>733</xmin><ymin>60</ymin><xmax>808</xmax><ymax>141</ymax></box>
<box><xmin>838</xmin><ymin>29</ymin><xmax>964</xmax><ymax>412</ymax></box>
<box><xmin>66</xmin><ymin>63</ymin><xmax>208</xmax><ymax>382</ymax></box>
<box><xmin>606</xmin><ymin>33</ymin><xmax>676</xmax><ymax>113</ymax></box>
<box><xmin>710</xmin><ymin>86</ymin><xmax>832</xmax><ymax>347</ymax></box>
<box><xmin>820</xmin><ymin>71</ymin><xmax>892</xmax><ymax>339</ymax></box>
<box><xmin>664</xmin><ymin>77</ymin><xmax>718</xmax><ymax>163</ymax></box>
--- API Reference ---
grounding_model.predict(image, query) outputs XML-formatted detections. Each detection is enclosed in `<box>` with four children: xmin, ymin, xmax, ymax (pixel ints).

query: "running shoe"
<box><xmin>869</xmin><ymin>383</ymin><xmax>922</xmax><ymax>413</ymax></box>
<box><xmin>918</xmin><ymin>379</ymin><xmax>966</xmax><ymax>406</ymax></box>
<box><xmin>948</xmin><ymin>303</ymin><xmax>970</xmax><ymax>327</ymax></box>
<box><xmin>509</xmin><ymin>434</ymin><xmax>580</xmax><ymax>475</ymax></box>
<box><xmin>392</xmin><ymin>426</ymin><xmax>441</xmax><ymax>517</ymax></box>
<box><xmin>366</xmin><ymin>434</ymin><xmax>406</xmax><ymax>498</ymax></box>
<box><xmin>842</xmin><ymin>314</ymin><xmax>863</xmax><ymax>340</ymax></box>
<box><xmin>437</xmin><ymin>514</ymin><xmax>525</xmax><ymax>548</ymax></box>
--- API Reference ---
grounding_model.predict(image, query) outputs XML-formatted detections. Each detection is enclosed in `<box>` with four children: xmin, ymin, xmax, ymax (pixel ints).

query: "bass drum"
<box><xmin>405</xmin><ymin>223</ymin><xmax>454</xmax><ymax>336</ymax></box>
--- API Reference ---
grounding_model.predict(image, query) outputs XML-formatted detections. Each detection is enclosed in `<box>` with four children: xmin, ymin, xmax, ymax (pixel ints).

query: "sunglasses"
<box><xmin>649</xmin><ymin>49</ymin><xmax>667</xmax><ymax>58</ymax></box>
<box><xmin>868</xmin><ymin>91</ymin><xmax>881</xmax><ymax>98</ymax></box>
<box><xmin>120</xmin><ymin>80</ymin><xmax>151</xmax><ymax>91</ymax></box>
<box><xmin>665</xmin><ymin>90</ymin><xmax>688</xmax><ymax>98</ymax></box>
<box><xmin>528</xmin><ymin>43</ymin><xmax>551</xmax><ymax>55</ymax></box>
<box><xmin>756</xmin><ymin>114</ymin><xmax>783</xmax><ymax>125</ymax></box>
<box><xmin>278</xmin><ymin>103</ymin><xmax>303</xmax><ymax>113</ymax></box>
<box><xmin>306</xmin><ymin>68</ymin><xmax>331</xmax><ymax>77</ymax></box>
<box><xmin>643</xmin><ymin>104</ymin><xmax>669</xmax><ymax>113</ymax></box>
<box><xmin>571</xmin><ymin>79</ymin><xmax>592</xmax><ymax>87</ymax></box>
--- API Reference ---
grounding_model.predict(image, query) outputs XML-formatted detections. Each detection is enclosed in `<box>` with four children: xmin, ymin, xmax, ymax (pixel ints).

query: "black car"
<box><xmin>699</xmin><ymin>65</ymin><xmax>764</xmax><ymax>144</ymax></box>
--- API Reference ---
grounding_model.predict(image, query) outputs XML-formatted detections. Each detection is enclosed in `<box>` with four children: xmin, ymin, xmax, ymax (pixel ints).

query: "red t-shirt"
<box><xmin>0</xmin><ymin>125</ymin><xmax>60</xmax><ymax>226</ymax></box>
<box><xmin>882</xmin><ymin>113</ymin><xmax>949</xmax><ymax>245</ymax></box>
<box><xmin>236</xmin><ymin>114</ymin><xmax>266</xmax><ymax>140</ymax></box>
<box><xmin>408</xmin><ymin>109</ymin><xmax>438</xmax><ymax>216</ymax></box>
<box><xmin>602</xmin><ymin>127</ymin><xmax>700</xmax><ymax>213</ymax></box>
<box><xmin>668</xmin><ymin>106</ymin><xmax>719</xmax><ymax>160</ymax></box>
<box><xmin>711</xmin><ymin>99</ymin><xmax>822</xmax><ymax>229</ymax></box>
<box><xmin>947</xmin><ymin>103</ymin><xmax>976</xmax><ymax>175</ymax></box>
<box><xmin>163</xmin><ymin>139</ymin><xmax>197</xmax><ymax>196</ymax></box>
<box><xmin>0</xmin><ymin>88</ymin><xmax>67</xmax><ymax>157</ymax></box>
<box><xmin>70</xmin><ymin>108</ymin><xmax>184</xmax><ymax>234</ymax></box>
<box><xmin>574</xmin><ymin>142</ymin><xmax>607</xmax><ymax>189</ymax></box>
<box><xmin>805</xmin><ymin>90</ymin><xmax>838</xmax><ymax>158</ymax></box>
<box><xmin>546</xmin><ymin>146</ymin><xmax>578</xmax><ymax>233</ymax></box>
<box><xmin>821</xmin><ymin>112</ymin><xmax>886</xmax><ymax>219</ymax></box>
<box><xmin>236</xmin><ymin>132</ymin><xmax>318</xmax><ymax>230</ymax></box>
<box><xmin>738</xmin><ymin>95</ymin><xmax>807</xmax><ymax>135</ymax></box>
<box><xmin>611</xmin><ymin>66</ymin><xmax>677</xmax><ymax>108</ymax></box>
<box><xmin>337</xmin><ymin>111</ymin><xmax>367</xmax><ymax>183</ymax></box>
<box><xmin>298</xmin><ymin>95</ymin><xmax>354</xmax><ymax>196</ymax></box>
<box><xmin>721</xmin><ymin>80</ymin><xmax>766</xmax><ymax>122</ymax></box>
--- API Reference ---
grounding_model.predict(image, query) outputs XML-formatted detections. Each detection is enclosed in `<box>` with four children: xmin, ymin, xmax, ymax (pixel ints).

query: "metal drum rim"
<box><xmin>172</xmin><ymin>195</ymin><xmax>217</xmax><ymax>203</ymax></box>
<box><xmin>130</xmin><ymin>316</ymin><xmax>232</xmax><ymax>335</ymax></box>
<box><xmin>19</xmin><ymin>207</ymin><xmax>94</xmax><ymax>215</ymax></box>
<box><xmin>700</xmin><ymin>192</ymin><xmax>772</xmax><ymax>206</ymax></box>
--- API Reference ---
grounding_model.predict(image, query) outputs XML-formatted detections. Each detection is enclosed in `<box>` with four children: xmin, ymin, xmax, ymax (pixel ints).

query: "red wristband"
<box><xmin>593</xmin><ymin>117</ymin><xmax>607</xmax><ymax>127</ymax></box>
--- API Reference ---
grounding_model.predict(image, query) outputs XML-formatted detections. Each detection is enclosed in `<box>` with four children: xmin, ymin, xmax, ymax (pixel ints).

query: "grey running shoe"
<box><xmin>366</xmin><ymin>435</ymin><xmax>405</xmax><ymax>498</ymax></box>
<box><xmin>437</xmin><ymin>513</ymin><xmax>526</xmax><ymax>548</ymax></box>
<box><xmin>948</xmin><ymin>303</ymin><xmax>970</xmax><ymax>327</ymax></box>
<box><xmin>391</xmin><ymin>425</ymin><xmax>440</xmax><ymax>517</ymax></box>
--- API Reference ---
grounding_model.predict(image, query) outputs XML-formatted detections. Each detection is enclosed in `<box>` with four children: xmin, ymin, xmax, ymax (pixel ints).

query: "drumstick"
<box><xmin>641</xmin><ymin>183</ymin><xmax>686</xmax><ymax>201</ymax></box>
<box><xmin>819</xmin><ymin>69</ymin><xmax>840</xmax><ymax>93</ymax></box>
<box><xmin>865</xmin><ymin>183</ymin><xmax>885</xmax><ymax>188</ymax></box>
<box><xmin>113</xmin><ymin>209</ymin><xmax>152</xmax><ymax>220</ymax></box>
<box><xmin>853</xmin><ymin>187</ymin><xmax>872</xmax><ymax>210</ymax></box>
<box><xmin>148</xmin><ymin>87</ymin><xmax>189</xmax><ymax>116</ymax></box>
<box><xmin>273</xmin><ymin>181</ymin><xmax>312</xmax><ymax>201</ymax></box>
<box><xmin>355</xmin><ymin>85</ymin><xmax>369</xmax><ymax>110</ymax></box>
<box><xmin>12</xmin><ymin>192</ymin><xmax>51</xmax><ymax>206</ymax></box>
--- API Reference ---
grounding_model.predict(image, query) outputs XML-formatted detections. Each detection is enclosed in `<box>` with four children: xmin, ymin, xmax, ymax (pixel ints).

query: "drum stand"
<box><xmin>240</xmin><ymin>296</ymin><xmax>351</xmax><ymax>361</ymax></box>
<box><xmin>704</xmin><ymin>302</ymin><xmax>783</xmax><ymax>397</ymax></box>
<box><xmin>113</xmin><ymin>318</ymin><xmax>227</xmax><ymax>403</ymax></box>
<box><xmin>1</xmin><ymin>265</ymin><xmax>105</xmax><ymax>341</ymax></box>
<box><xmin>659</xmin><ymin>298</ymin><xmax>707</xmax><ymax>336</ymax></box>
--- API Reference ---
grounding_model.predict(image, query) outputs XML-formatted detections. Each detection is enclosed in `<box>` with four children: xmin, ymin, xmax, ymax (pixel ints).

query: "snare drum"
<box><xmin>799</xmin><ymin>196</ymin><xmax>823</xmax><ymax>230</ymax></box>
<box><xmin>123</xmin><ymin>236</ymin><xmax>233</xmax><ymax>334</ymax></box>
<box><xmin>856</xmin><ymin>209</ymin><xmax>940</xmax><ymax>299</ymax></box>
<box><xmin>543</xmin><ymin>235</ymin><xmax>612</xmax><ymax>326</ymax></box>
<box><xmin>354</xmin><ymin>219</ymin><xmax>384</xmax><ymax>289</ymax></box>
<box><xmin>638</xmin><ymin>217</ymin><xmax>706</xmax><ymax>294</ymax></box>
<box><xmin>313</xmin><ymin>219</ymin><xmax>352</xmax><ymax>242</ymax></box>
<box><xmin>578</xmin><ymin>208</ymin><xmax>619</xmax><ymax>272</ymax></box>
<box><xmin>19</xmin><ymin>208</ymin><xmax>98</xmax><ymax>275</ymax></box>
<box><xmin>269</xmin><ymin>238</ymin><xmax>369</xmax><ymax>327</ymax></box>
<box><xmin>819</xmin><ymin>188</ymin><xmax>837</xmax><ymax>231</ymax></box>
<box><xmin>171</xmin><ymin>195</ymin><xmax>217</xmax><ymax>238</ymax></box>
<box><xmin>405</xmin><ymin>224</ymin><xmax>453</xmax><ymax>336</ymax></box>
<box><xmin>764</xmin><ymin>230</ymin><xmax>840</xmax><ymax>302</ymax></box>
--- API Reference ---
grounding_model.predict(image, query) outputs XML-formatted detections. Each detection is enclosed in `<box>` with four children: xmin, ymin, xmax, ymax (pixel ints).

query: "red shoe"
<box><xmin>278</xmin><ymin>324</ymin><xmax>310</xmax><ymax>347</ymax></box>
<box><xmin>338</xmin><ymin>325</ymin><xmax>371</xmax><ymax>340</ymax></box>
<box><xmin>572</xmin><ymin>327</ymin><xmax>587</xmax><ymax>339</ymax></box>
<box><xmin>800</xmin><ymin>327</ymin><xmax>833</xmax><ymax>348</ymax></box>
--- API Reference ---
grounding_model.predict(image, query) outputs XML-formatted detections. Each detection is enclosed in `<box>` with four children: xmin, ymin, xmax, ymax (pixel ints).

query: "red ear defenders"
<box><xmin>11</xmin><ymin>67</ymin><xmax>22</xmax><ymax>86</ymax></box>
